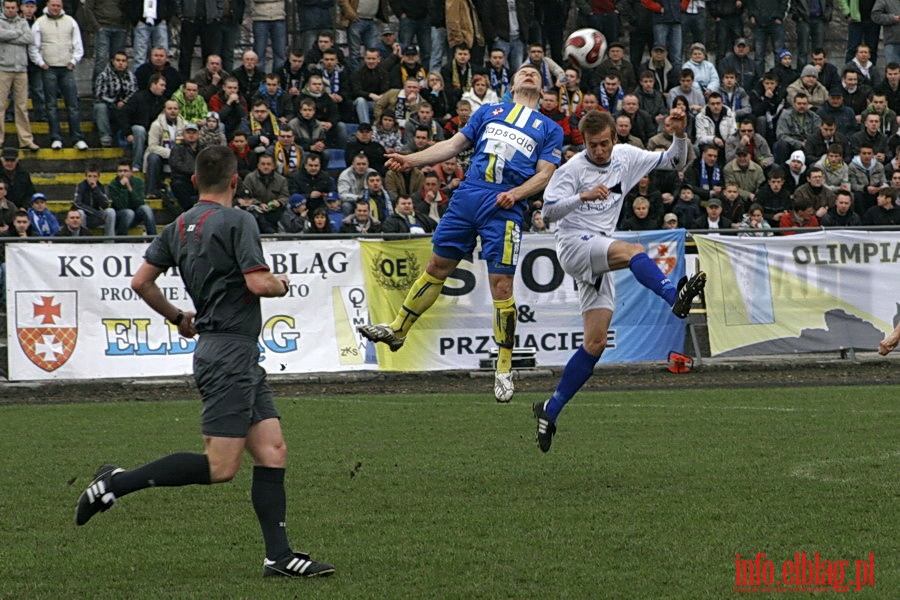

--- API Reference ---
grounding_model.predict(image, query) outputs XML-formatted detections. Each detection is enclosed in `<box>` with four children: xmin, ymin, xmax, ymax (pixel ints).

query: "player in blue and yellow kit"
<box><xmin>359</xmin><ymin>64</ymin><xmax>564</xmax><ymax>402</ymax></box>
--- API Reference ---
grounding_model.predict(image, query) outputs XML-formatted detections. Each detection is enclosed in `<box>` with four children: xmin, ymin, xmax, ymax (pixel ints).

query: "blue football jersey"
<box><xmin>459</xmin><ymin>102</ymin><xmax>564</xmax><ymax>189</ymax></box>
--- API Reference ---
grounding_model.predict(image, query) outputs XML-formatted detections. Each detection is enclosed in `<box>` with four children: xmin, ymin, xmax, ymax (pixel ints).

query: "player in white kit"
<box><xmin>533</xmin><ymin>107</ymin><xmax>707</xmax><ymax>452</ymax></box>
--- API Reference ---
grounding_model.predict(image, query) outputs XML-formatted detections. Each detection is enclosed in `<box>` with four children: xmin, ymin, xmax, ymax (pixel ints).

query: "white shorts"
<box><xmin>556</xmin><ymin>232</ymin><xmax>617</xmax><ymax>313</ymax></box>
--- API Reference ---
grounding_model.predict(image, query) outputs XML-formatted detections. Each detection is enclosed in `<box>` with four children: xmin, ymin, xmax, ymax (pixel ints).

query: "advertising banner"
<box><xmin>6</xmin><ymin>240</ymin><xmax>372</xmax><ymax>380</ymax></box>
<box><xmin>6</xmin><ymin>232</ymin><xmax>687</xmax><ymax>380</ymax></box>
<box><xmin>694</xmin><ymin>231</ymin><xmax>898</xmax><ymax>356</ymax></box>
<box><xmin>359</xmin><ymin>230</ymin><xmax>688</xmax><ymax>370</ymax></box>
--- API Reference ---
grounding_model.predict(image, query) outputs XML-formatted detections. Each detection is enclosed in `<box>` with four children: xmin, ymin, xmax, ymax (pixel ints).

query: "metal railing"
<box><xmin>5</xmin><ymin>225</ymin><xmax>900</xmax><ymax>244</ymax></box>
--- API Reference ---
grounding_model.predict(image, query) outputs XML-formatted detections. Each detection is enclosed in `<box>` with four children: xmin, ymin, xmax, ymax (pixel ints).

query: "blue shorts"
<box><xmin>431</xmin><ymin>182</ymin><xmax>524</xmax><ymax>274</ymax></box>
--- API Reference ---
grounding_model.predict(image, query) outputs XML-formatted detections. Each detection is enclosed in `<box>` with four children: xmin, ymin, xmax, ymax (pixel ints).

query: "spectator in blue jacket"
<box><xmin>27</xmin><ymin>193</ymin><xmax>59</xmax><ymax>237</ymax></box>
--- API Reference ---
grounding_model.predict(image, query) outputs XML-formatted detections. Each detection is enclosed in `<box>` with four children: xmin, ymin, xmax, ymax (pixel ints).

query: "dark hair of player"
<box><xmin>195</xmin><ymin>146</ymin><xmax>237</xmax><ymax>194</ymax></box>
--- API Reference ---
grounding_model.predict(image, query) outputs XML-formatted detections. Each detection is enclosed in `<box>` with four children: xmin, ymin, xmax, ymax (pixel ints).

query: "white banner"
<box><xmin>6</xmin><ymin>235</ymin><xmax>687</xmax><ymax>380</ymax></box>
<box><xmin>6</xmin><ymin>241</ymin><xmax>372</xmax><ymax>381</ymax></box>
<box><xmin>695</xmin><ymin>231</ymin><xmax>900</xmax><ymax>356</ymax></box>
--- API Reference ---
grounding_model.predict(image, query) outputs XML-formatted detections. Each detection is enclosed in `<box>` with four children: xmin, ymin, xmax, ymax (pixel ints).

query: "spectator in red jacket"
<box><xmin>539</xmin><ymin>90</ymin><xmax>579</xmax><ymax>145</ymax></box>
<box><xmin>778</xmin><ymin>195</ymin><xmax>820</xmax><ymax>234</ymax></box>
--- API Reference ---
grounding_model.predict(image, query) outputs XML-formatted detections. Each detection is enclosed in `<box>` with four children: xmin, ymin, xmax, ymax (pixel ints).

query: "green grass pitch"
<box><xmin>0</xmin><ymin>387</ymin><xmax>897</xmax><ymax>599</ymax></box>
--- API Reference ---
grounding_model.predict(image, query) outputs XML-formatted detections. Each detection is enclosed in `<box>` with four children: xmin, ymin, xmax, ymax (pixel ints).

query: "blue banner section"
<box><xmin>601</xmin><ymin>229</ymin><xmax>687</xmax><ymax>362</ymax></box>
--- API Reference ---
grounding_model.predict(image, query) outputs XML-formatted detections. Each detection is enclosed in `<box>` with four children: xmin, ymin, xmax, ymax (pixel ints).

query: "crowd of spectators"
<box><xmin>1</xmin><ymin>0</ymin><xmax>900</xmax><ymax>249</ymax></box>
<box><xmin>607</xmin><ymin>38</ymin><xmax>900</xmax><ymax>234</ymax></box>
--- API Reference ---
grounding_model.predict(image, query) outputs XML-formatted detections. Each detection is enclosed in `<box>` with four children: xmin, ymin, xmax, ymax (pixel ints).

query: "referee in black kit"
<box><xmin>75</xmin><ymin>145</ymin><xmax>334</xmax><ymax>579</ymax></box>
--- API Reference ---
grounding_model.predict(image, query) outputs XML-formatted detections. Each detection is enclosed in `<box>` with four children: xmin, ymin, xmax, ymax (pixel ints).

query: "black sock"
<box><xmin>252</xmin><ymin>466</ymin><xmax>292</xmax><ymax>560</ymax></box>
<box><xmin>109</xmin><ymin>452</ymin><xmax>211</xmax><ymax>497</ymax></box>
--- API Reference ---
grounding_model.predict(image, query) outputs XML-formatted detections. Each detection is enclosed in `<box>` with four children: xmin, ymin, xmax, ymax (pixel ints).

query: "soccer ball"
<box><xmin>563</xmin><ymin>28</ymin><xmax>607</xmax><ymax>70</ymax></box>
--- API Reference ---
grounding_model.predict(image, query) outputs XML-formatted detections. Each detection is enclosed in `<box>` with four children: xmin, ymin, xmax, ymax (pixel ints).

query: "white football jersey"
<box><xmin>542</xmin><ymin>141</ymin><xmax>687</xmax><ymax>236</ymax></box>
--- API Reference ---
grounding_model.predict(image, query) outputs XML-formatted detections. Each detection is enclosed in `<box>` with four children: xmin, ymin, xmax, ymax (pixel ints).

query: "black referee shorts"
<box><xmin>194</xmin><ymin>333</ymin><xmax>280</xmax><ymax>437</ymax></box>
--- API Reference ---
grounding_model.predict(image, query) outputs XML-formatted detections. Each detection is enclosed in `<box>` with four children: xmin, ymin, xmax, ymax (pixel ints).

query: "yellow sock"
<box><xmin>389</xmin><ymin>272</ymin><xmax>446</xmax><ymax>337</ymax></box>
<box><xmin>493</xmin><ymin>297</ymin><xmax>516</xmax><ymax>374</ymax></box>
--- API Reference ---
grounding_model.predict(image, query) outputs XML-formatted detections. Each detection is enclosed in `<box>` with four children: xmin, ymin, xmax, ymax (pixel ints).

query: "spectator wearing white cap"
<box><xmin>783</xmin><ymin>149</ymin><xmax>808</xmax><ymax>195</ymax></box>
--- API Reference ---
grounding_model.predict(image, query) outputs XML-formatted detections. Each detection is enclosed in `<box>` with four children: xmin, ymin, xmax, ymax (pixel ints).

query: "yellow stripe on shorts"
<box><xmin>502</xmin><ymin>220</ymin><xmax>515</xmax><ymax>265</ymax></box>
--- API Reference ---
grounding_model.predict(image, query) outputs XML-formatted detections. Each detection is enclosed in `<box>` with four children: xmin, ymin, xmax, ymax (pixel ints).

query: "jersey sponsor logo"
<box><xmin>15</xmin><ymin>291</ymin><xmax>78</xmax><ymax>372</ymax></box>
<box><xmin>579</xmin><ymin>201</ymin><xmax>617</xmax><ymax>213</ymax></box>
<box><xmin>482</xmin><ymin>122</ymin><xmax>537</xmax><ymax>157</ymax></box>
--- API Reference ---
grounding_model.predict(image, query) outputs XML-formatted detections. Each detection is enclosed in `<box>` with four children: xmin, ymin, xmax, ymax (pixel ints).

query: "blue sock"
<box><xmin>545</xmin><ymin>345</ymin><xmax>602</xmax><ymax>421</ymax></box>
<box><xmin>629</xmin><ymin>252</ymin><xmax>677</xmax><ymax>305</ymax></box>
